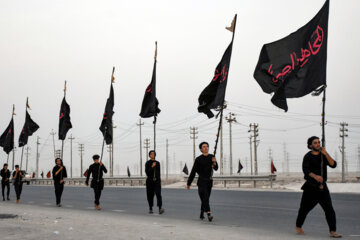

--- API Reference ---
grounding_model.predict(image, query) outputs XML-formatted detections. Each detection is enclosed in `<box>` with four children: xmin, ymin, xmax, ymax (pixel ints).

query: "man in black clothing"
<box><xmin>1</xmin><ymin>163</ymin><xmax>10</xmax><ymax>201</ymax></box>
<box><xmin>85</xmin><ymin>154</ymin><xmax>107</xmax><ymax>210</ymax></box>
<box><xmin>52</xmin><ymin>158</ymin><xmax>67</xmax><ymax>207</ymax></box>
<box><xmin>41</xmin><ymin>171</ymin><xmax>44</xmax><ymax>179</ymax></box>
<box><xmin>145</xmin><ymin>150</ymin><xmax>164</xmax><ymax>214</ymax></box>
<box><xmin>187</xmin><ymin>142</ymin><xmax>218</xmax><ymax>222</ymax></box>
<box><xmin>295</xmin><ymin>136</ymin><xmax>342</xmax><ymax>238</ymax></box>
<box><xmin>12</xmin><ymin>165</ymin><xmax>24</xmax><ymax>204</ymax></box>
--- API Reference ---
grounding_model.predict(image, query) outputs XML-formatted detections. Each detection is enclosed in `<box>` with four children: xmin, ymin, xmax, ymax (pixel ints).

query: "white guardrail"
<box><xmin>30</xmin><ymin>177</ymin><xmax>147</xmax><ymax>186</ymax></box>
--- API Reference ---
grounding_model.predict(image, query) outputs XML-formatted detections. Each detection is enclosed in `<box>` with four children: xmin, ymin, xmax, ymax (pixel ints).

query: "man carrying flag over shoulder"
<box><xmin>187</xmin><ymin>142</ymin><xmax>218</xmax><ymax>221</ymax></box>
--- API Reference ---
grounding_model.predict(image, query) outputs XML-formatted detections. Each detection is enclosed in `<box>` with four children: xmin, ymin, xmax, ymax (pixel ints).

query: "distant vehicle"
<box><xmin>23</xmin><ymin>171</ymin><xmax>31</xmax><ymax>185</ymax></box>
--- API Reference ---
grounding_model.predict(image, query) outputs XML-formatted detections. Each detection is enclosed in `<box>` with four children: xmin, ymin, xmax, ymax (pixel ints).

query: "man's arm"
<box><xmin>212</xmin><ymin>156</ymin><xmax>218</xmax><ymax>171</ymax></box>
<box><xmin>321</xmin><ymin>147</ymin><xmax>337</xmax><ymax>168</ymax></box>
<box><xmin>85</xmin><ymin>165</ymin><xmax>92</xmax><ymax>185</ymax></box>
<box><xmin>187</xmin><ymin>159</ymin><xmax>198</xmax><ymax>187</ymax></box>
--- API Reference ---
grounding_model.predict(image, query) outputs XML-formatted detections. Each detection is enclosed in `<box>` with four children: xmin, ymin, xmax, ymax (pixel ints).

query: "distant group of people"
<box><xmin>0</xmin><ymin>136</ymin><xmax>342</xmax><ymax>238</ymax></box>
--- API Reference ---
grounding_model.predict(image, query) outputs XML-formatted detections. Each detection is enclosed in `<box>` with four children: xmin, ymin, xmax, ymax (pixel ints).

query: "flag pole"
<box><xmin>98</xmin><ymin>67</ymin><xmax>114</xmax><ymax>181</ymax></box>
<box><xmin>12</xmin><ymin>104</ymin><xmax>15</xmax><ymax>170</ymax></box>
<box><xmin>60</xmin><ymin>81</ymin><xmax>67</xmax><ymax>180</ymax></box>
<box><xmin>213</xmin><ymin>14</ymin><xmax>237</xmax><ymax>157</ymax></box>
<box><xmin>153</xmin><ymin>41</ymin><xmax>157</xmax><ymax>181</ymax></box>
<box><xmin>320</xmin><ymin>86</ymin><xmax>326</xmax><ymax>190</ymax></box>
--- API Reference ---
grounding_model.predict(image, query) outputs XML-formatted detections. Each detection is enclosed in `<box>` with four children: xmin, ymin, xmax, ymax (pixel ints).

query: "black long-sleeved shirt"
<box><xmin>86</xmin><ymin>163</ymin><xmax>107</xmax><ymax>184</ymax></box>
<box><xmin>12</xmin><ymin>171</ymin><xmax>24</xmax><ymax>184</ymax></box>
<box><xmin>145</xmin><ymin>159</ymin><xmax>161</xmax><ymax>182</ymax></box>
<box><xmin>303</xmin><ymin>151</ymin><xmax>337</xmax><ymax>185</ymax></box>
<box><xmin>187</xmin><ymin>154</ymin><xmax>218</xmax><ymax>186</ymax></box>
<box><xmin>1</xmin><ymin>169</ymin><xmax>11</xmax><ymax>183</ymax></box>
<box><xmin>52</xmin><ymin>165</ymin><xmax>67</xmax><ymax>184</ymax></box>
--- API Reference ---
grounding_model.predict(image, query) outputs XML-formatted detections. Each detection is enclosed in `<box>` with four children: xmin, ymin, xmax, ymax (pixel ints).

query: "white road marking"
<box><xmin>112</xmin><ymin>209</ymin><xmax>125</xmax><ymax>213</ymax></box>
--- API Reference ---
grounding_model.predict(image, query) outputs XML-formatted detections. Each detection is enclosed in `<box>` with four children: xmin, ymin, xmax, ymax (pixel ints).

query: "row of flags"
<box><xmin>182</xmin><ymin>160</ymin><xmax>276</xmax><ymax>175</ymax></box>
<box><xmin>1</xmin><ymin>1</ymin><xmax>330</xmax><ymax>173</ymax></box>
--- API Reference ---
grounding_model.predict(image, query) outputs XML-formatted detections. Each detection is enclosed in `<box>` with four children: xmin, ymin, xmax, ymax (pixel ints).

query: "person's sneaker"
<box><xmin>149</xmin><ymin>208</ymin><xmax>153</xmax><ymax>214</ymax></box>
<box><xmin>57</xmin><ymin>204</ymin><xmax>62</xmax><ymax>207</ymax></box>
<box><xmin>7</xmin><ymin>197</ymin><xmax>10</xmax><ymax>201</ymax></box>
<box><xmin>159</xmin><ymin>208</ymin><xmax>165</xmax><ymax>214</ymax></box>
<box><xmin>200</xmin><ymin>211</ymin><xmax>205</xmax><ymax>220</ymax></box>
<box><xmin>2</xmin><ymin>198</ymin><xmax>5</xmax><ymax>201</ymax></box>
<box><xmin>207</xmin><ymin>212</ymin><xmax>213</xmax><ymax>222</ymax></box>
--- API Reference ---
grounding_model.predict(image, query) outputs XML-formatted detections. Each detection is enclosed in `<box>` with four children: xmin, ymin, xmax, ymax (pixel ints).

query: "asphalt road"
<box><xmin>3</xmin><ymin>185</ymin><xmax>360</xmax><ymax>237</ymax></box>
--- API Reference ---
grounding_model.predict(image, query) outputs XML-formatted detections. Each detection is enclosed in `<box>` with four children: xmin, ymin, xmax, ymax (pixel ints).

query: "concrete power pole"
<box><xmin>166</xmin><ymin>139</ymin><xmax>169</xmax><ymax>180</ymax></box>
<box><xmin>36</xmin><ymin>136</ymin><xmax>40</xmax><ymax>178</ymax></box>
<box><xmin>268</xmin><ymin>147</ymin><xmax>273</xmax><ymax>173</ymax></box>
<box><xmin>50</xmin><ymin>129</ymin><xmax>56</xmax><ymax>159</ymax></box>
<box><xmin>144</xmin><ymin>138</ymin><xmax>150</xmax><ymax>161</ymax></box>
<box><xmin>190</xmin><ymin>127</ymin><xmax>198</xmax><ymax>162</ymax></box>
<box><xmin>249</xmin><ymin>136</ymin><xmax>253</xmax><ymax>175</ymax></box>
<box><xmin>25</xmin><ymin>146</ymin><xmax>30</xmax><ymax>173</ymax></box>
<box><xmin>68</xmin><ymin>134</ymin><xmax>75</xmax><ymax>178</ymax></box>
<box><xmin>249</xmin><ymin>124</ymin><xmax>259</xmax><ymax>175</ymax></box>
<box><xmin>137</xmin><ymin>119</ymin><xmax>144</xmax><ymax>176</ymax></box>
<box><xmin>225</xmin><ymin>112</ymin><xmax>236</xmax><ymax>175</ymax></box>
<box><xmin>79</xmin><ymin>144</ymin><xmax>84</xmax><ymax>177</ymax></box>
<box><xmin>339</xmin><ymin>122</ymin><xmax>348</xmax><ymax>183</ymax></box>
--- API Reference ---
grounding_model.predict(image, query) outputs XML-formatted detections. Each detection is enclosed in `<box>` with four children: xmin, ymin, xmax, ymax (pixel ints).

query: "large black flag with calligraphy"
<box><xmin>19</xmin><ymin>110</ymin><xmax>39</xmax><ymax>147</ymax></box>
<box><xmin>198</xmin><ymin>41</ymin><xmax>233</xmax><ymax>118</ymax></box>
<box><xmin>0</xmin><ymin>118</ymin><xmax>14</xmax><ymax>154</ymax></box>
<box><xmin>58</xmin><ymin>97</ymin><xmax>72</xmax><ymax>140</ymax></box>
<box><xmin>140</xmin><ymin>60</ymin><xmax>161</xmax><ymax>118</ymax></box>
<box><xmin>253</xmin><ymin>0</ymin><xmax>329</xmax><ymax>112</ymax></box>
<box><xmin>99</xmin><ymin>84</ymin><xmax>114</xmax><ymax>144</ymax></box>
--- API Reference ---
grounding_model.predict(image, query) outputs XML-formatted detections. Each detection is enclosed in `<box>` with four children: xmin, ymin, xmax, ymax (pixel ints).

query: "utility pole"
<box><xmin>25</xmin><ymin>146</ymin><xmax>30</xmax><ymax>173</ymax></box>
<box><xmin>190</xmin><ymin>127</ymin><xmax>198</xmax><ymax>162</ymax></box>
<box><xmin>79</xmin><ymin>144</ymin><xmax>84</xmax><ymax>177</ymax></box>
<box><xmin>166</xmin><ymin>139</ymin><xmax>169</xmax><ymax>180</ymax></box>
<box><xmin>249</xmin><ymin>136</ymin><xmax>253</xmax><ymax>175</ymax></box>
<box><xmin>339</xmin><ymin>122</ymin><xmax>348</xmax><ymax>183</ymax></box>
<box><xmin>111</xmin><ymin>124</ymin><xmax>116</xmax><ymax>177</ymax></box>
<box><xmin>283</xmin><ymin>143</ymin><xmax>288</xmax><ymax>174</ymax></box>
<box><xmin>249</xmin><ymin>123</ymin><xmax>259</xmax><ymax>175</ymax></box>
<box><xmin>50</xmin><ymin>129</ymin><xmax>56</xmax><ymax>159</ymax></box>
<box><xmin>107</xmin><ymin>144</ymin><xmax>111</xmax><ymax>174</ymax></box>
<box><xmin>68</xmin><ymin>134</ymin><xmax>75</xmax><ymax>178</ymax></box>
<box><xmin>268</xmin><ymin>147</ymin><xmax>273</xmax><ymax>173</ymax></box>
<box><xmin>225</xmin><ymin>112</ymin><xmax>236</xmax><ymax>175</ymax></box>
<box><xmin>36</xmin><ymin>136</ymin><xmax>40</xmax><ymax>178</ymax></box>
<box><xmin>137</xmin><ymin>119</ymin><xmax>144</xmax><ymax>176</ymax></box>
<box><xmin>144</xmin><ymin>138</ymin><xmax>150</xmax><ymax>161</ymax></box>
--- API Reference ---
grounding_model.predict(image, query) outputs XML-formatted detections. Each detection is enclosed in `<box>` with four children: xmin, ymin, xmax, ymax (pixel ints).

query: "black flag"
<box><xmin>182</xmin><ymin>163</ymin><xmax>189</xmax><ymax>175</ymax></box>
<box><xmin>127</xmin><ymin>166</ymin><xmax>131</xmax><ymax>177</ymax></box>
<box><xmin>19</xmin><ymin>110</ymin><xmax>39</xmax><ymax>147</ymax></box>
<box><xmin>140</xmin><ymin>56</ymin><xmax>161</xmax><ymax>118</ymax></box>
<box><xmin>58</xmin><ymin>97</ymin><xmax>72</xmax><ymax>140</ymax></box>
<box><xmin>271</xmin><ymin>160</ymin><xmax>277</xmax><ymax>174</ymax></box>
<box><xmin>99</xmin><ymin>83</ymin><xmax>114</xmax><ymax>144</ymax></box>
<box><xmin>0</xmin><ymin>118</ymin><xmax>14</xmax><ymax>154</ymax></box>
<box><xmin>254</xmin><ymin>0</ymin><xmax>329</xmax><ymax>112</ymax></box>
<box><xmin>237</xmin><ymin>160</ymin><xmax>243</xmax><ymax>174</ymax></box>
<box><xmin>198</xmin><ymin>15</ymin><xmax>236</xmax><ymax>118</ymax></box>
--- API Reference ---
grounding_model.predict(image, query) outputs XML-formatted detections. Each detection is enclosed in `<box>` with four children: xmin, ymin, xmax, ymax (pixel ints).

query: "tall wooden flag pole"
<box><xmin>212</xmin><ymin>14</ymin><xmax>237</xmax><ymax>158</ymax></box>
<box><xmin>12</xmin><ymin>104</ymin><xmax>15</xmax><ymax>170</ymax></box>
<box><xmin>153</xmin><ymin>42</ymin><xmax>158</xmax><ymax>152</ymax></box>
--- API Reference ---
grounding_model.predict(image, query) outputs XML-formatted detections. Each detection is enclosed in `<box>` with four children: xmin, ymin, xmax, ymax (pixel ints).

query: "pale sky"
<box><xmin>0</xmin><ymin>0</ymin><xmax>359</xmax><ymax>176</ymax></box>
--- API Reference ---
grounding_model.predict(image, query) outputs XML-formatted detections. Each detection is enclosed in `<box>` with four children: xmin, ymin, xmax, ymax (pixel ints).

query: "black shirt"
<box><xmin>303</xmin><ymin>151</ymin><xmax>337</xmax><ymax>185</ymax></box>
<box><xmin>145</xmin><ymin>159</ymin><xmax>161</xmax><ymax>182</ymax></box>
<box><xmin>86</xmin><ymin>163</ymin><xmax>107</xmax><ymax>184</ymax></box>
<box><xmin>12</xmin><ymin>171</ymin><xmax>24</xmax><ymax>184</ymax></box>
<box><xmin>52</xmin><ymin>165</ymin><xmax>67</xmax><ymax>184</ymax></box>
<box><xmin>187</xmin><ymin>154</ymin><xmax>218</xmax><ymax>186</ymax></box>
<box><xmin>1</xmin><ymin>169</ymin><xmax>11</xmax><ymax>183</ymax></box>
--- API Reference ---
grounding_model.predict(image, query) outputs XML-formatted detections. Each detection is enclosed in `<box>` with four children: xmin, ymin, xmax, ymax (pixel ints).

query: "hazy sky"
<box><xmin>0</xmin><ymin>0</ymin><xmax>359</xmax><ymax>176</ymax></box>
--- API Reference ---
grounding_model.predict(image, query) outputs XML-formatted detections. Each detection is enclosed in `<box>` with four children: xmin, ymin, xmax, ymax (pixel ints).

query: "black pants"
<box><xmin>198</xmin><ymin>179</ymin><xmax>213</xmax><ymax>213</ymax></box>
<box><xmin>296</xmin><ymin>189</ymin><xmax>337</xmax><ymax>232</ymax></box>
<box><xmin>1</xmin><ymin>181</ymin><xmax>10</xmax><ymax>199</ymax></box>
<box><xmin>54</xmin><ymin>183</ymin><xmax>64</xmax><ymax>205</ymax></box>
<box><xmin>146</xmin><ymin>181</ymin><xmax>162</xmax><ymax>209</ymax></box>
<box><xmin>93</xmin><ymin>186</ymin><xmax>102</xmax><ymax>205</ymax></box>
<box><xmin>14</xmin><ymin>182</ymin><xmax>23</xmax><ymax>200</ymax></box>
